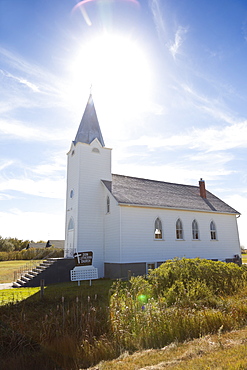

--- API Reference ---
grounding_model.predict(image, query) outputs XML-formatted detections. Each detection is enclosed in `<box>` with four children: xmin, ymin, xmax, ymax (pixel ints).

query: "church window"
<box><xmin>68</xmin><ymin>218</ymin><xmax>74</xmax><ymax>230</ymax></box>
<box><xmin>106</xmin><ymin>196</ymin><xmax>110</xmax><ymax>213</ymax></box>
<box><xmin>192</xmin><ymin>219</ymin><xmax>199</xmax><ymax>240</ymax></box>
<box><xmin>71</xmin><ymin>150</ymin><xmax>75</xmax><ymax>156</ymax></box>
<box><xmin>92</xmin><ymin>147</ymin><xmax>100</xmax><ymax>153</ymax></box>
<box><xmin>210</xmin><ymin>221</ymin><xmax>217</xmax><ymax>240</ymax></box>
<box><xmin>70</xmin><ymin>189</ymin><xmax>74</xmax><ymax>198</ymax></box>
<box><xmin>154</xmin><ymin>217</ymin><xmax>162</xmax><ymax>239</ymax></box>
<box><xmin>176</xmin><ymin>218</ymin><xmax>183</xmax><ymax>239</ymax></box>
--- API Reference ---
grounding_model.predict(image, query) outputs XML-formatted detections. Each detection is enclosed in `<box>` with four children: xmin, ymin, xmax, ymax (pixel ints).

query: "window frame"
<box><xmin>210</xmin><ymin>220</ymin><xmax>217</xmax><ymax>240</ymax></box>
<box><xmin>192</xmin><ymin>219</ymin><xmax>199</xmax><ymax>240</ymax></box>
<box><xmin>68</xmin><ymin>217</ymin><xmax>75</xmax><ymax>231</ymax></box>
<box><xmin>154</xmin><ymin>217</ymin><xmax>163</xmax><ymax>240</ymax></box>
<box><xmin>176</xmin><ymin>218</ymin><xmax>184</xmax><ymax>240</ymax></box>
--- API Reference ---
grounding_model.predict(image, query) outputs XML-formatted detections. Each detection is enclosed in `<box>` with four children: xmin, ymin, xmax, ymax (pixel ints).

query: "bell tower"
<box><xmin>64</xmin><ymin>94</ymin><xmax>112</xmax><ymax>277</ymax></box>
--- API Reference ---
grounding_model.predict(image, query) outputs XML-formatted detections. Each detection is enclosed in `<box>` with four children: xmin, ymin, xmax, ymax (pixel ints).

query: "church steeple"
<box><xmin>74</xmin><ymin>94</ymin><xmax>105</xmax><ymax>147</ymax></box>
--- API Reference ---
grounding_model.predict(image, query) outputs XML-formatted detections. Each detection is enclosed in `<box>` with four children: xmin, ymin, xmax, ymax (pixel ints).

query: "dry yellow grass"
<box><xmin>87</xmin><ymin>328</ymin><xmax>247</xmax><ymax>370</ymax></box>
<box><xmin>242</xmin><ymin>254</ymin><xmax>247</xmax><ymax>264</ymax></box>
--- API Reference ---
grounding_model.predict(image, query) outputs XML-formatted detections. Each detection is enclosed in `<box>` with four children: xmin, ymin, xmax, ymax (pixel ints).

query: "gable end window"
<box><xmin>210</xmin><ymin>221</ymin><xmax>217</xmax><ymax>240</ymax></box>
<box><xmin>92</xmin><ymin>147</ymin><xmax>100</xmax><ymax>153</ymax></box>
<box><xmin>176</xmin><ymin>218</ymin><xmax>183</xmax><ymax>240</ymax></box>
<box><xmin>106</xmin><ymin>196</ymin><xmax>110</xmax><ymax>214</ymax></box>
<box><xmin>192</xmin><ymin>219</ymin><xmax>199</xmax><ymax>240</ymax></box>
<box><xmin>154</xmin><ymin>217</ymin><xmax>162</xmax><ymax>239</ymax></box>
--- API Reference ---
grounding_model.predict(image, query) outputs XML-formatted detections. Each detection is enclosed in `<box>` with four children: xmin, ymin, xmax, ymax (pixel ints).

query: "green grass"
<box><xmin>0</xmin><ymin>260</ymin><xmax>42</xmax><ymax>283</ymax></box>
<box><xmin>0</xmin><ymin>287</ymin><xmax>40</xmax><ymax>306</ymax></box>
<box><xmin>1</xmin><ymin>259</ymin><xmax>247</xmax><ymax>369</ymax></box>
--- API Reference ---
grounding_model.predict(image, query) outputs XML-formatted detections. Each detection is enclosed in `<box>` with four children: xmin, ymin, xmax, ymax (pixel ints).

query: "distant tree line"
<box><xmin>0</xmin><ymin>236</ymin><xmax>31</xmax><ymax>252</ymax></box>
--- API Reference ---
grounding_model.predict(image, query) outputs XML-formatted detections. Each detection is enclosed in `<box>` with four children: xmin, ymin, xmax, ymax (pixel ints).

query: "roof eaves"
<box><xmin>117</xmin><ymin>202</ymin><xmax>240</xmax><ymax>215</ymax></box>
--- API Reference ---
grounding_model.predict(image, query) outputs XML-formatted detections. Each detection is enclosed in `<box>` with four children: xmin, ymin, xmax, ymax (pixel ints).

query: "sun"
<box><xmin>69</xmin><ymin>33</ymin><xmax>153</xmax><ymax>122</ymax></box>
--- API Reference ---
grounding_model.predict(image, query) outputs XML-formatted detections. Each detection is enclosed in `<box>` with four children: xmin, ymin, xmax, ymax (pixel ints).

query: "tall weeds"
<box><xmin>109</xmin><ymin>259</ymin><xmax>247</xmax><ymax>351</ymax></box>
<box><xmin>1</xmin><ymin>259</ymin><xmax>247</xmax><ymax>369</ymax></box>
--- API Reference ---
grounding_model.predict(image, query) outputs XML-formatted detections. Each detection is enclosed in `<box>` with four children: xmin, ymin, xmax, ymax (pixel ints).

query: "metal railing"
<box><xmin>13</xmin><ymin>250</ymin><xmax>58</xmax><ymax>282</ymax></box>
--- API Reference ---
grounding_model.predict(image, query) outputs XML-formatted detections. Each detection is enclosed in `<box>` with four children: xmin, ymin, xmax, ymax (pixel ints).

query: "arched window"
<box><xmin>92</xmin><ymin>147</ymin><xmax>100</xmax><ymax>153</ymax></box>
<box><xmin>106</xmin><ymin>196</ymin><xmax>110</xmax><ymax>213</ymax></box>
<box><xmin>210</xmin><ymin>221</ymin><xmax>217</xmax><ymax>240</ymax></box>
<box><xmin>68</xmin><ymin>218</ymin><xmax>74</xmax><ymax>230</ymax></box>
<box><xmin>176</xmin><ymin>218</ymin><xmax>183</xmax><ymax>239</ymax></box>
<box><xmin>154</xmin><ymin>217</ymin><xmax>162</xmax><ymax>239</ymax></box>
<box><xmin>192</xmin><ymin>219</ymin><xmax>199</xmax><ymax>240</ymax></box>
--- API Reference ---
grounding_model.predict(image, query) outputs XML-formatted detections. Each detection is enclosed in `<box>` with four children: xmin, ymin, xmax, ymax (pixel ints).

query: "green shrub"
<box><xmin>148</xmin><ymin>258</ymin><xmax>245</xmax><ymax>298</ymax></box>
<box><xmin>109</xmin><ymin>258</ymin><xmax>247</xmax><ymax>351</ymax></box>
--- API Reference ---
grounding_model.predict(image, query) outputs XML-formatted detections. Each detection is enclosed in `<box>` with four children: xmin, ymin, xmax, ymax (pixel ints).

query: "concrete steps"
<box><xmin>12</xmin><ymin>258</ymin><xmax>57</xmax><ymax>288</ymax></box>
<box><xmin>12</xmin><ymin>258</ymin><xmax>75</xmax><ymax>287</ymax></box>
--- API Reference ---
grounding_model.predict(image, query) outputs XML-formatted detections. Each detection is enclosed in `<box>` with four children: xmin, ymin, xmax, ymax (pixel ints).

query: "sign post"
<box><xmin>70</xmin><ymin>251</ymin><xmax>98</xmax><ymax>285</ymax></box>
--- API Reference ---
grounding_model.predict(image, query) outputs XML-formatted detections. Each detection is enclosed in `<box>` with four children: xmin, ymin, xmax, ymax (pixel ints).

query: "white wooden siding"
<box><xmin>103</xmin><ymin>189</ymin><xmax>121</xmax><ymax>262</ymax></box>
<box><xmin>119</xmin><ymin>206</ymin><xmax>240</xmax><ymax>263</ymax></box>
<box><xmin>65</xmin><ymin>139</ymin><xmax>112</xmax><ymax>277</ymax></box>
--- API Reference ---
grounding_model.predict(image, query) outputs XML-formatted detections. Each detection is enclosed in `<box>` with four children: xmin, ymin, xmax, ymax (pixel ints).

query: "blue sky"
<box><xmin>0</xmin><ymin>0</ymin><xmax>247</xmax><ymax>247</ymax></box>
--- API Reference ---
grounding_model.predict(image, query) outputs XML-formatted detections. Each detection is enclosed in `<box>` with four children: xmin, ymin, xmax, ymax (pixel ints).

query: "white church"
<box><xmin>64</xmin><ymin>94</ymin><xmax>241</xmax><ymax>279</ymax></box>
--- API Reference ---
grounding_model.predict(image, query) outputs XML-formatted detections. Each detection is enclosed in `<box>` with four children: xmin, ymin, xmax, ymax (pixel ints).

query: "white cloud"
<box><xmin>32</xmin><ymin>153</ymin><xmax>66</xmax><ymax>176</ymax></box>
<box><xmin>0</xmin><ymin>193</ymin><xmax>14</xmax><ymax>201</ymax></box>
<box><xmin>181</xmin><ymin>84</ymin><xmax>236</xmax><ymax>125</ymax></box>
<box><xmin>0</xmin><ymin>177</ymin><xmax>65</xmax><ymax>199</ymax></box>
<box><xmin>1</xmin><ymin>70</ymin><xmax>40</xmax><ymax>92</ymax></box>
<box><xmin>168</xmin><ymin>26</ymin><xmax>188</xmax><ymax>58</ymax></box>
<box><xmin>126</xmin><ymin>118</ymin><xmax>247</xmax><ymax>153</ymax></box>
<box><xmin>0</xmin><ymin>209</ymin><xmax>65</xmax><ymax>241</ymax></box>
<box><xmin>112</xmin><ymin>159</ymin><xmax>232</xmax><ymax>186</ymax></box>
<box><xmin>0</xmin><ymin>160</ymin><xmax>14</xmax><ymax>171</ymax></box>
<box><xmin>0</xmin><ymin>118</ymin><xmax>71</xmax><ymax>142</ymax></box>
<box><xmin>149</xmin><ymin>0</ymin><xmax>166</xmax><ymax>42</ymax></box>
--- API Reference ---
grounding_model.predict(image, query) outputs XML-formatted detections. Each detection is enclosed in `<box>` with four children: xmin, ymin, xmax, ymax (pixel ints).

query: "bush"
<box><xmin>0</xmin><ymin>248</ymin><xmax>64</xmax><ymax>261</ymax></box>
<box><xmin>148</xmin><ymin>258</ymin><xmax>245</xmax><ymax>298</ymax></box>
<box><xmin>109</xmin><ymin>258</ymin><xmax>247</xmax><ymax>351</ymax></box>
<box><xmin>0</xmin><ymin>237</ymin><xmax>30</xmax><ymax>252</ymax></box>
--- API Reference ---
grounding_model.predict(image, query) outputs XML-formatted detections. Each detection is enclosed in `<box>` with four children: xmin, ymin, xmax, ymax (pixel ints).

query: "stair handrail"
<box><xmin>13</xmin><ymin>248</ymin><xmax>60</xmax><ymax>282</ymax></box>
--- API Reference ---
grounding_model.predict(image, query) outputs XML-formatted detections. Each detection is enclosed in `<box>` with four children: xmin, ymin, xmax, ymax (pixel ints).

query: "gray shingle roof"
<box><xmin>102</xmin><ymin>174</ymin><xmax>239</xmax><ymax>215</ymax></box>
<box><xmin>74</xmin><ymin>94</ymin><xmax>105</xmax><ymax>147</ymax></box>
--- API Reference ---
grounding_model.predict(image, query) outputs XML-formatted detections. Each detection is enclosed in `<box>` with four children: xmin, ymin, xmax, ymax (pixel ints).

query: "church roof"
<box><xmin>102</xmin><ymin>174</ymin><xmax>239</xmax><ymax>215</ymax></box>
<box><xmin>74</xmin><ymin>94</ymin><xmax>105</xmax><ymax>146</ymax></box>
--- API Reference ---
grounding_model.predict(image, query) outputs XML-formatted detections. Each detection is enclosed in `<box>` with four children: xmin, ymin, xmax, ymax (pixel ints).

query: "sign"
<box><xmin>74</xmin><ymin>251</ymin><xmax>93</xmax><ymax>266</ymax></box>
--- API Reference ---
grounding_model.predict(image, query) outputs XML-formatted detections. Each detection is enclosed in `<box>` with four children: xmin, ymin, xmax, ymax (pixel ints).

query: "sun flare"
<box><xmin>69</xmin><ymin>33</ymin><xmax>153</xmax><ymax>121</ymax></box>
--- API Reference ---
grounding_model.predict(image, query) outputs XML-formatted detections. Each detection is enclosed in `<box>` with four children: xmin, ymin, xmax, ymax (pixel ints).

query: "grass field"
<box><xmin>1</xmin><ymin>259</ymin><xmax>247</xmax><ymax>369</ymax></box>
<box><xmin>242</xmin><ymin>254</ymin><xmax>247</xmax><ymax>263</ymax></box>
<box><xmin>0</xmin><ymin>260</ymin><xmax>42</xmax><ymax>283</ymax></box>
<box><xmin>0</xmin><ymin>286</ymin><xmax>40</xmax><ymax>306</ymax></box>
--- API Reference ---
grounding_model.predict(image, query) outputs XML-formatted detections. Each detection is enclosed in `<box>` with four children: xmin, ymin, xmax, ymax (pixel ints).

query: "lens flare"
<box><xmin>72</xmin><ymin>0</ymin><xmax>140</xmax><ymax>26</ymax></box>
<box><xmin>72</xmin><ymin>0</ymin><xmax>140</xmax><ymax>12</ymax></box>
<box><xmin>138</xmin><ymin>294</ymin><xmax>148</xmax><ymax>304</ymax></box>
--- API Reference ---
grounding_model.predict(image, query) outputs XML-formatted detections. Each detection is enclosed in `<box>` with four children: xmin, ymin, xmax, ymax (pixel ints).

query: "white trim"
<box><xmin>118</xmin><ymin>202</ymin><xmax>239</xmax><ymax>216</ymax></box>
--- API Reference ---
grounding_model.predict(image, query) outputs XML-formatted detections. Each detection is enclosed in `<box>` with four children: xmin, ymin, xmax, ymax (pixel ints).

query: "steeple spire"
<box><xmin>74</xmin><ymin>94</ymin><xmax>105</xmax><ymax>147</ymax></box>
